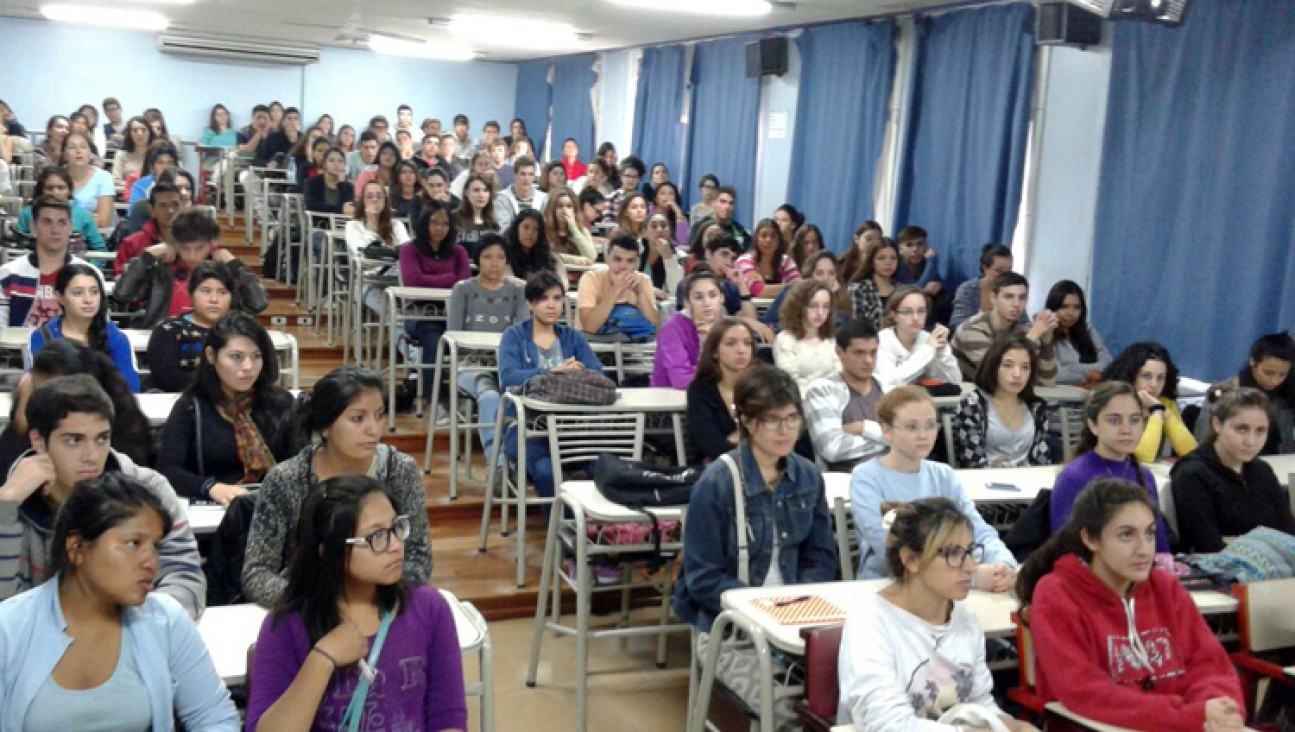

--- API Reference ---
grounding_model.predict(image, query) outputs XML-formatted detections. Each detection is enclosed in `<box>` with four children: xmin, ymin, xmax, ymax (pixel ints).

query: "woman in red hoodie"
<box><xmin>1016</xmin><ymin>478</ymin><xmax>1246</xmax><ymax>732</ymax></box>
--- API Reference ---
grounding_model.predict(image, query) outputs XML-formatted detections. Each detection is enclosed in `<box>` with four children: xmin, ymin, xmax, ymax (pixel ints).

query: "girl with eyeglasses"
<box><xmin>838</xmin><ymin>498</ymin><xmax>1039</xmax><ymax>732</ymax></box>
<box><xmin>874</xmin><ymin>285</ymin><xmax>959</xmax><ymax>391</ymax></box>
<box><xmin>242</xmin><ymin>367</ymin><xmax>432</xmax><ymax>607</ymax></box>
<box><xmin>247</xmin><ymin>475</ymin><xmax>467</xmax><ymax>732</ymax></box>
<box><xmin>773</xmin><ymin>279</ymin><xmax>841</xmax><ymax>394</ymax></box>
<box><xmin>849</xmin><ymin>386</ymin><xmax>1017</xmax><ymax>588</ymax></box>
<box><xmin>1017</xmin><ymin>479</ymin><xmax>1245</xmax><ymax>732</ymax></box>
<box><xmin>1049</xmin><ymin>381</ymin><xmax>1170</xmax><ymax>555</ymax></box>
<box><xmin>674</xmin><ymin>364</ymin><xmax>836</xmax><ymax>732</ymax></box>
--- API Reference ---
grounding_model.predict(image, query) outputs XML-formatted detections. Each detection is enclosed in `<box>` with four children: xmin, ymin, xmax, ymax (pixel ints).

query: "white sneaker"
<box><xmin>434</xmin><ymin>404</ymin><xmax>451</xmax><ymax>426</ymax></box>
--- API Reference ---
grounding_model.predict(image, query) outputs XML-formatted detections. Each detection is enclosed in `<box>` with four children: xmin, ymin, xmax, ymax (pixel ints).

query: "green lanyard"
<box><xmin>338</xmin><ymin>609</ymin><xmax>395</xmax><ymax>732</ymax></box>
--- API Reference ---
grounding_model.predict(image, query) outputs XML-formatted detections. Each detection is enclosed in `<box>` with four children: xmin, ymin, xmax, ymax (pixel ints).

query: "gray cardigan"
<box><xmin>241</xmin><ymin>443</ymin><xmax>431</xmax><ymax>606</ymax></box>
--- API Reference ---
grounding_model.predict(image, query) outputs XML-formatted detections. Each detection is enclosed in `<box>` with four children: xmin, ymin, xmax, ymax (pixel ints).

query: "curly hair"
<box><xmin>1101</xmin><ymin>341</ymin><xmax>1180</xmax><ymax>401</ymax></box>
<box><xmin>779</xmin><ymin>279</ymin><xmax>837</xmax><ymax>340</ymax></box>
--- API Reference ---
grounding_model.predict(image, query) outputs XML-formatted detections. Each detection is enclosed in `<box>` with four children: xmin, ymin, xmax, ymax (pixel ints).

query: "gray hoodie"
<box><xmin>0</xmin><ymin>449</ymin><xmax>207</xmax><ymax>618</ymax></box>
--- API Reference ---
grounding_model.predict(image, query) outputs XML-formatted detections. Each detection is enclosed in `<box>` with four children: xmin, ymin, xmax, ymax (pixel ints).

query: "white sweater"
<box><xmin>773</xmin><ymin>332</ymin><xmax>841</xmax><ymax>395</ymax></box>
<box><xmin>344</xmin><ymin>219</ymin><xmax>411</xmax><ymax>258</ymax></box>
<box><xmin>837</xmin><ymin>592</ymin><xmax>1003</xmax><ymax>731</ymax></box>
<box><xmin>875</xmin><ymin>328</ymin><xmax>962</xmax><ymax>392</ymax></box>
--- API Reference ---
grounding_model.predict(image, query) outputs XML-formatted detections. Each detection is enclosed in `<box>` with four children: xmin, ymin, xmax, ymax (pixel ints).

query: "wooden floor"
<box><xmin>220</xmin><ymin>222</ymin><xmax>605</xmax><ymax>622</ymax></box>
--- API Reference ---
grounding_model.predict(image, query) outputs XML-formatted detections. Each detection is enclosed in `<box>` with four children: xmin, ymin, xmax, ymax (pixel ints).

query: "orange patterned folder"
<box><xmin>751</xmin><ymin>595</ymin><xmax>847</xmax><ymax>625</ymax></box>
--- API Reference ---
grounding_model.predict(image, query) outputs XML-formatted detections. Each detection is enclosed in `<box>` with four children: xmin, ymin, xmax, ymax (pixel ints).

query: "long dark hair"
<box><xmin>33</xmin><ymin>166</ymin><xmax>74</xmax><ymax>200</ymax></box>
<box><xmin>297</xmin><ymin>366</ymin><xmax>384</xmax><ymax>445</ymax></box>
<box><xmin>121</xmin><ymin>116</ymin><xmax>155</xmax><ymax>154</ymax></box>
<box><xmin>1016</xmin><ymin>478</ymin><xmax>1156</xmax><ymax>616</ymax></box>
<box><xmin>51</xmin><ymin>473</ymin><xmax>173</xmax><ymax>578</ymax></box>
<box><xmin>1045</xmin><ymin>280</ymin><xmax>1098</xmax><ymax>364</ymax></box>
<box><xmin>454</xmin><ymin>173</ymin><xmax>498</xmax><ymax>231</ymax></box>
<box><xmin>54</xmin><ymin>263</ymin><xmax>108</xmax><ymax>352</ymax></box>
<box><xmin>1101</xmin><ymin>342</ymin><xmax>1180</xmax><ymax>401</ymax></box>
<box><xmin>190</xmin><ymin>312</ymin><xmax>293</xmax><ymax>440</ymax></box>
<box><xmin>29</xmin><ymin>341</ymin><xmax>154</xmax><ymax>467</ymax></box>
<box><xmin>694</xmin><ymin>319</ymin><xmax>757</xmax><ymax>385</ymax></box>
<box><xmin>208</xmin><ymin>103</ymin><xmax>230</xmax><ymax>134</ymax></box>
<box><xmin>412</xmin><ymin>200</ymin><xmax>458</xmax><ymax>261</ymax></box>
<box><xmin>751</xmin><ymin>218</ymin><xmax>787</xmax><ymax>282</ymax></box>
<box><xmin>973</xmin><ymin>334</ymin><xmax>1040</xmax><ymax>404</ymax></box>
<box><xmin>274</xmin><ymin>475</ymin><xmax>407</xmax><ymax>644</ymax></box>
<box><xmin>504</xmin><ymin>209</ymin><xmax>554</xmax><ymax>281</ymax></box>
<box><xmin>1072</xmin><ymin>381</ymin><xmax>1147</xmax><ymax>489</ymax></box>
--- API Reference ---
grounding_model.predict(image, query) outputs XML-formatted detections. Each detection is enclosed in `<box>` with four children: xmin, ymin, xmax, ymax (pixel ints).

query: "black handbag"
<box><xmin>593</xmin><ymin>453</ymin><xmax>699</xmax><ymax>508</ymax></box>
<box><xmin>1003</xmin><ymin>488</ymin><xmax>1052</xmax><ymax>562</ymax></box>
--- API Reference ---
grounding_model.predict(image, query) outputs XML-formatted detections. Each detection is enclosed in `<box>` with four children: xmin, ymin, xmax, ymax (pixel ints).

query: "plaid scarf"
<box><xmin>223</xmin><ymin>392</ymin><xmax>275</xmax><ymax>483</ymax></box>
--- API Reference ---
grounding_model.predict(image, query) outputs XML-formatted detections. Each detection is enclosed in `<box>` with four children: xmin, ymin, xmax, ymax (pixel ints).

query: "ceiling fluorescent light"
<box><xmin>42</xmin><ymin>3</ymin><xmax>169</xmax><ymax>30</ymax></box>
<box><xmin>448</xmin><ymin>14</ymin><xmax>581</xmax><ymax>51</ymax></box>
<box><xmin>368</xmin><ymin>36</ymin><xmax>477</xmax><ymax>61</ymax></box>
<box><xmin>605</xmin><ymin>0</ymin><xmax>771</xmax><ymax>16</ymax></box>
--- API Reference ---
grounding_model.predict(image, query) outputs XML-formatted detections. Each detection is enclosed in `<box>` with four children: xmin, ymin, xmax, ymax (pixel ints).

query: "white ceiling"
<box><xmin>0</xmin><ymin>0</ymin><xmax>964</xmax><ymax>61</ymax></box>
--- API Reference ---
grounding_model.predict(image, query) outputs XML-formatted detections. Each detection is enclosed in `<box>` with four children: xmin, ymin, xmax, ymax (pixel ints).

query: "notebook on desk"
<box><xmin>751</xmin><ymin>595</ymin><xmax>847</xmax><ymax>625</ymax></box>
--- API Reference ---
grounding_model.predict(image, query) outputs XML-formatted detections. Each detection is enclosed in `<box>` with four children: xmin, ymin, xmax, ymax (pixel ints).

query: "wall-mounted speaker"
<box><xmin>1037</xmin><ymin>1</ymin><xmax>1104</xmax><ymax>46</ymax></box>
<box><xmin>745</xmin><ymin>37</ymin><xmax>788</xmax><ymax>79</ymax></box>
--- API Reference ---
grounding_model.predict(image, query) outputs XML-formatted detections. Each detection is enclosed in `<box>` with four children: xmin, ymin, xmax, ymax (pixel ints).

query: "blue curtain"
<box><xmin>513</xmin><ymin>60</ymin><xmax>552</xmax><ymax>158</ymax></box>
<box><xmin>893</xmin><ymin>4</ymin><xmax>1035</xmax><ymax>286</ymax></box>
<box><xmin>787</xmin><ymin>20</ymin><xmax>896</xmax><ymax>253</ymax></box>
<box><xmin>550</xmin><ymin>54</ymin><xmax>598</xmax><ymax>164</ymax></box>
<box><xmin>1091</xmin><ymin>0</ymin><xmax>1295</xmax><ymax>380</ymax></box>
<box><xmin>684</xmin><ymin>36</ymin><xmax>760</xmax><ymax>225</ymax></box>
<box><xmin>632</xmin><ymin>45</ymin><xmax>690</xmax><ymax>195</ymax></box>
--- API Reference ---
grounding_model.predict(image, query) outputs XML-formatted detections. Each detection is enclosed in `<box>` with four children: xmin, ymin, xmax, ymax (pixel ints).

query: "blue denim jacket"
<box><xmin>673</xmin><ymin>443</ymin><xmax>838</xmax><ymax>632</ymax></box>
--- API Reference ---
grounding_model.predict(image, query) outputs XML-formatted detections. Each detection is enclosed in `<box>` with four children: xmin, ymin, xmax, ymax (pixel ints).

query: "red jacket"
<box><xmin>116</xmin><ymin>219</ymin><xmax>161</xmax><ymax>275</ymax></box>
<box><xmin>1031</xmin><ymin>554</ymin><xmax>1243</xmax><ymax>731</ymax></box>
<box><xmin>561</xmin><ymin>158</ymin><xmax>587</xmax><ymax>181</ymax></box>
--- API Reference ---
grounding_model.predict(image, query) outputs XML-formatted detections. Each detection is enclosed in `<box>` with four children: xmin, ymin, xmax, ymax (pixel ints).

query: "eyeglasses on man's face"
<box><xmin>757</xmin><ymin>413</ymin><xmax>804</xmax><ymax>433</ymax></box>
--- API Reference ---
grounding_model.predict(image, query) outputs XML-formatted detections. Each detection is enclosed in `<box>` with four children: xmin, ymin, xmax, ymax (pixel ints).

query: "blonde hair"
<box><xmin>877</xmin><ymin>385</ymin><xmax>934</xmax><ymax>426</ymax></box>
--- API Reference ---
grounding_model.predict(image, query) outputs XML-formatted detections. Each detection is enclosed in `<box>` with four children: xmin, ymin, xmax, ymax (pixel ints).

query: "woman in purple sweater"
<box><xmin>1049</xmin><ymin>381</ymin><xmax>1171</xmax><ymax>553</ymax></box>
<box><xmin>652</xmin><ymin>270</ymin><xmax>726</xmax><ymax>389</ymax></box>
<box><xmin>247</xmin><ymin>474</ymin><xmax>467</xmax><ymax>731</ymax></box>
<box><xmin>401</xmin><ymin>200</ymin><xmax>472</xmax><ymax>393</ymax></box>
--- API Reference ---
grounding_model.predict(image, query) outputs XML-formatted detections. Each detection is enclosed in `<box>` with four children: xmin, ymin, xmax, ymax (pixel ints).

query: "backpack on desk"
<box><xmin>520</xmin><ymin>369</ymin><xmax>617</xmax><ymax>405</ymax></box>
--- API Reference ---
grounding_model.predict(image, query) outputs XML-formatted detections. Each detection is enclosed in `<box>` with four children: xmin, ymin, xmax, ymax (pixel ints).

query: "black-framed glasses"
<box><xmin>345</xmin><ymin>515</ymin><xmax>411</xmax><ymax>553</ymax></box>
<box><xmin>938</xmin><ymin>543</ymin><xmax>985</xmax><ymax>569</ymax></box>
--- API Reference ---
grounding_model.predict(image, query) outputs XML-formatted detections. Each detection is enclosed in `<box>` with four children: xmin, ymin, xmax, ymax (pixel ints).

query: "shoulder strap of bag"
<box><xmin>719</xmin><ymin>452</ymin><xmax>749</xmax><ymax>585</ymax></box>
<box><xmin>340</xmin><ymin>608</ymin><xmax>396</xmax><ymax>732</ymax></box>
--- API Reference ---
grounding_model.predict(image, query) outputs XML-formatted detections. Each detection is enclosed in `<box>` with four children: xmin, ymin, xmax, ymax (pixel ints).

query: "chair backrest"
<box><xmin>797</xmin><ymin>623</ymin><xmax>844</xmax><ymax>731</ymax></box>
<box><xmin>1158</xmin><ymin>477</ymin><xmax>1179</xmax><ymax>538</ymax></box>
<box><xmin>1235</xmin><ymin>577</ymin><xmax>1295</xmax><ymax>654</ymax></box>
<box><xmin>1057</xmin><ymin>406</ymin><xmax>1083</xmax><ymax>462</ymax></box>
<box><xmin>941</xmin><ymin>411</ymin><xmax>958</xmax><ymax>466</ymax></box>
<box><xmin>546</xmin><ymin>410</ymin><xmax>646</xmax><ymax>488</ymax></box>
<box><xmin>1014</xmin><ymin>611</ymin><xmax>1037</xmax><ymax>689</ymax></box>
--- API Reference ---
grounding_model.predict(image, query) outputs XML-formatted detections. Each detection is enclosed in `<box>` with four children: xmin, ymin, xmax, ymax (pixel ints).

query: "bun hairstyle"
<box><xmin>297</xmin><ymin>366</ymin><xmax>384</xmax><ymax>445</ymax></box>
<box><xmin>1198</xmin><ymin>385</ymin><xmax>1272</xmax><ymax>443</ymax></box>
<box><xmin>51</xmin><ymin>473</ymin><xmax>172</xmax><ymax>579</ymax></box>
<box><xmin>1015</xmin><ymin>478</ymin><xmax>1156</xmax><ymax>618</ymax></box>
<box><xmin>881</xmin><ymin>498</ymin><xmax>972</xmax><ymax>581</ymax></box>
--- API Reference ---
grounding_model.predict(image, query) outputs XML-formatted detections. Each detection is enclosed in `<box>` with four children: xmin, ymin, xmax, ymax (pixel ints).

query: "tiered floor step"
<box><xmin>218</xmin><ymin>220</ymin><xmax>611</xmax><ymax>621</ymax></box>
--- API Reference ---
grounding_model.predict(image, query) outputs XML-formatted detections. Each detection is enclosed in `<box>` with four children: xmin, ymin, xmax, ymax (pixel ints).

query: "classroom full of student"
<box><xmin>0</xmin><ymin>87</ymin><xmax>1291</xmax><ymax>732</ymax></box>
